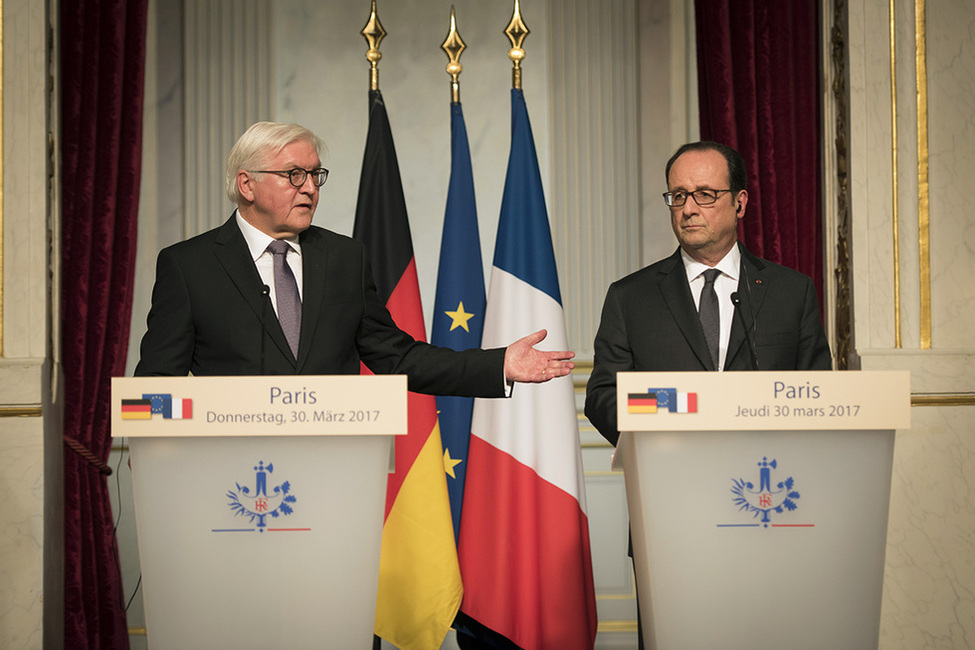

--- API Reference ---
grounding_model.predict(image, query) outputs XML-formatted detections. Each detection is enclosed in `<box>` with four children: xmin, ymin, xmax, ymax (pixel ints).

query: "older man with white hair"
<box><xmin>135</xmin><ymin>121</ymin><xmax>573</xmax><ymax>391</ymax></box>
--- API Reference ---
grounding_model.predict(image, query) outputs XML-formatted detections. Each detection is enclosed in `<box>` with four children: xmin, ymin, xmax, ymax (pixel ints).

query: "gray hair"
<box><xmin>226</xmin><ymin>121</ymin><xmax>326</xmax><ymax>204</ymax></box>
<box><xmin>665</xmin><ymin>141</ymin><xmax>747</xmax><ymax>194</ymax></box>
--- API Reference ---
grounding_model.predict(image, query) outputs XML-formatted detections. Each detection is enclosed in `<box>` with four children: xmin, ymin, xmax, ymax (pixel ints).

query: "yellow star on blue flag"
<box><xmin>443</xmin><ymin>448</ymin><xmax>463</xmax><ymax>479</ymax></box>
<box><xmin>431</xmin><ymin>102</ymin><xmax>486</xmax><ymax>543</ymax></box>
<box><xmin>445</xmin><ymin>301</ymin><xmax>476</xmax><ymax>332</ymax></box>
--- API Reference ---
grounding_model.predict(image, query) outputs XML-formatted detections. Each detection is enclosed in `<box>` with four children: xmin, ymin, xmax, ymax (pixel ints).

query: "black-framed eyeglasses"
<box><xmin>662</xmin><ymin>188</ymin><xmax>732</xmax><ymax>207</ymax></box>
<box><xmin>250</xmin><ymin>167</ymin><xmax>329</xmax><ymax>188</ymax></box>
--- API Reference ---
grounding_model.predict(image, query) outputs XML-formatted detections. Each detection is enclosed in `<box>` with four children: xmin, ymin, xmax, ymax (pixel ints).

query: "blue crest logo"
<box><xmin>226</xmin><ymin>460</ymin><xmax>297</xmax><ymax>532</ymax></box>
<box><xmin>730</xmin><ymin>457</ymin><xmax>801</xmax><ymax>527</ymax></box>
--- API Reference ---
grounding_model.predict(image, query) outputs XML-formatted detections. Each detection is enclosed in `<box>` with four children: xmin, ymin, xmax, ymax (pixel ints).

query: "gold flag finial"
<box><xmin>441</xmin><ymin>6</ymin><xmax>466</xmax><ymax>103</ymax></box>
<box><xmin>504</xmin><ymin>0</ymin><xmax>530</xmax><ymax>89</ymax></box>
<box><xmin>361</xmin><ymin>0</ymin><xmax>387</xmax><ymax>91</ymax></box>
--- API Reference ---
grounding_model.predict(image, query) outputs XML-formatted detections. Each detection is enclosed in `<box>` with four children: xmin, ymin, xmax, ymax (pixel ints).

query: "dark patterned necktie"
<box><xmin>699</xmin><ymin>268</ymin><xmax>720</xmax><ymax>370</ymax></box>
<box><xmin>267</xmin><ymin>240</ymin><xmax>301</xmax><ymax>358</ymax></box>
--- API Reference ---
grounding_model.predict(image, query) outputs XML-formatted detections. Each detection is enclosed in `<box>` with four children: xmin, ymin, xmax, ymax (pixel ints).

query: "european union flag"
<box><xmin>431</xmin><ymin>102</ymin><xmax>485</xmax><ymax>542</ymax></box>
<box><xmin>648</xmin><ymin>388</ymin><xmax>678</xmax><ymax>412</ymax></box>
<box><xmin>142</xmin><ymin>393</ymin><xmax>172</xmax><ymax>414</ymax></box>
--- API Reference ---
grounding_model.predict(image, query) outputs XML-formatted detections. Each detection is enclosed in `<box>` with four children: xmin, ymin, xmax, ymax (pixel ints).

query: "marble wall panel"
<box><xmin>926</xmin><ymin>1</ymin><xmax>975</xmax><ymax>351</ymax></box>
<box><xmin>272</xmin><ymin>0</ymin><xmax>549</xmax><ymax>338</ymax></box>
<box><xmin>848</xmin><ymin>1</ymin><xmax>975</xmax><ymax>648</ymax></box>
<box><xmin>851</xmin><ymin>0</ymin><xmax>975</xmax><ymax>358</ymax></box>
<box><xmin>0</xmin><ymin>424</ymin><xmax>44</xmax><ymax>648</ymax></box>
<box><xmin>2</xmin><ymin>0</ymin><xmax>49</xmax><ymax>359</ymax></box>
<box><xmin>1</xmin><ymin>0</ymin><xmax>54</xmax><ymax>646</ymax></box>
<box><xmin>880</xmin><ymin>405</ymin><xmax>975</xmax><ymax>649</ymax></box>
<box><xmin>849</xmin><ymin>0</ymin><xmax>898</xmax><ymax>352</ymax></box>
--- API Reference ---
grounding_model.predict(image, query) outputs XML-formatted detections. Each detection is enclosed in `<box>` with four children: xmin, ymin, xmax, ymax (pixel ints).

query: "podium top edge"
<box><xmin>111</xmin><ymin>375</ymin><xmax>408</xmax><ymax>438</ymax></box>
<box><xmin>616</xmin><ymin>370</ymin><xmax>910</xmax><ymax>432</ymax></box>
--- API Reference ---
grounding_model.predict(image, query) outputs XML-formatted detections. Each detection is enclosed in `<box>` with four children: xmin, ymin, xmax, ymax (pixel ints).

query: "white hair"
<box><xmin>225</xmin><ymin>121</ymin><xmax>326</xmax><ymax>204</ymax></box>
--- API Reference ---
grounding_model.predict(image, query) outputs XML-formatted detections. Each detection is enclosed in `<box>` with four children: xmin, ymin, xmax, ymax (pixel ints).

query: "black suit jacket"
<box><xmin>585</xmin><ymin>244</ymin><xmax>832</xmax><ymax>444</ymax></box>
<box><xmin>135</xmin><ymin>216</ymin><xmax>506</xmax><ymax>398</ymax></box>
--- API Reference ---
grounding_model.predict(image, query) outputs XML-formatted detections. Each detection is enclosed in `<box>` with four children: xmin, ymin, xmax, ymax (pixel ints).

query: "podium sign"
<box><xmin>613</xmin><ymin>371</ymin><xmax>910</xmax><ymax>650</ymax></box>
<box><xmin>112</xmin><ymin>375</ymin><xmax>406</xmax><ymax>649</ymax></box>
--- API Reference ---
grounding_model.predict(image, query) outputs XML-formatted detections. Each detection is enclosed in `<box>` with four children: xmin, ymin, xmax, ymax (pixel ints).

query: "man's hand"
<box><xmin>503</xmin><ymin>329</ymin><xmax>576</xmax><ymax>383</ymax></box>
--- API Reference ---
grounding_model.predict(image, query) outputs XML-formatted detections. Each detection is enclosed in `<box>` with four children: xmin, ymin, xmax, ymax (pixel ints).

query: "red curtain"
<box><xmin>695</xmin><ymin>0</ymin><xmax>824</xmax><ymax>304</ymax></box>
<box><xmin>61</xmin><ymin>0</ymin><xmax>148</xmax><ymax>647</ymax></box>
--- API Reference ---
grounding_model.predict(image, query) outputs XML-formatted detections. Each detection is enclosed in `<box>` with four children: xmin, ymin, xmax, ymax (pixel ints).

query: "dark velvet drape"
<box><xmin>694</xmin><ymin>0</ymin><xmax>824</xmax><ymax>304</ymax></box>
<box><xmin>61</xmin><ymin>0</ymin><xmax>148</xmax><ymax>647</ymax></box>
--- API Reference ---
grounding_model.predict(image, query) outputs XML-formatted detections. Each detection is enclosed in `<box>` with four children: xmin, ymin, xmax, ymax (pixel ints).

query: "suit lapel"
<box><xmin>727</xmin><ymin>244</ymin><xmax>768</xmax><ymax>369</ymax></box>
<box><xmin>726</xmin><ymin>297</ymin><xmax>748</xmax><ymax>369</ymax></box>
<box><xmin>213</xmin><ymin>216</ymin><xmax>295</xmax><ymax>367</ymax></box>
<box><xmin>295</xmin><ymin>228</ymin><xmax>328</xmax><ymax>373</ymax></box>
<box><xmin>742</xmin><ymin>250</ymin><xmax>768</xmax><ymax>316</ymax></box>
<box><xmin>658</xmin><ymin>250</ymin><xmax>715</xmax><ymax>370</ymax></box>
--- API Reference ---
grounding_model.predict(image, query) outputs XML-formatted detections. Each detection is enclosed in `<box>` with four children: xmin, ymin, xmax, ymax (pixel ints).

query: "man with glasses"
<box><xmin>585</xmin><ymin>140</ymin><xmax>832</xmax><ymax>649</ymax></box>
<box><xmin>135</xmin><ymin>121</ymin><xmax>572</xmax><ymax>394</ymax></box>
<box><xmin>586</xmin><ymin>140</ymin><xmax>832</xmax><ymax>444</ymax></box>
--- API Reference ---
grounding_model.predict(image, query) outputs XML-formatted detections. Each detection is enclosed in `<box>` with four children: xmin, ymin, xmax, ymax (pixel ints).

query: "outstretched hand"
<box><xmin>503</xmin><ymin>329</ymin><xmax>576</xmax><ymax>383</ymax></box>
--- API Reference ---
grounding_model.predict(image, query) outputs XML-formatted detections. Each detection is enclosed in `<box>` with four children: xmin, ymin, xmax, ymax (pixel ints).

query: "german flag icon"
<box><xmin>120</xmin><ymin>399</ymin><xmax>152</xmax><ymax>420</ymax></box>
<box><xmin>627</xmin><ymin>393</ymin><xmax>657</xmax><ymax>414</ymax></box>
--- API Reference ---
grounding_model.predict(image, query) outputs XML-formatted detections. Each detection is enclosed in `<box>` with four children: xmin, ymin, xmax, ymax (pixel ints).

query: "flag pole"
<box><xmin>504</xmin><ymin>0</ymin><xmax>530</xmax><ymax>90</ymax></box>
<box><xmin>441</xmin><ymin>6</ymin><xmax>466</xmax><ymax>103</ymax></box>
<box><xmin>361</xmin><ymin>0</ymin><xmax>387</xmax><ymax>91</ymax></box>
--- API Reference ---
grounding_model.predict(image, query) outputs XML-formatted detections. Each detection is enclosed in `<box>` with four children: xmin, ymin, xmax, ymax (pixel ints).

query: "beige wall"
<box><xmin>847</xmin><ymin>0</ymin><xmax>975</xmax><ymax>646</ymax></box>
<box><xmin>0</xmin><ymin>0</ymin><xmax>60</xmax><ymax>647</ymax></box>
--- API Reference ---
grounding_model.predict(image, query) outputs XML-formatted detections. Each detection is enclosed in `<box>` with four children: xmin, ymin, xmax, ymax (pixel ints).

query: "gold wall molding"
<box><xmin>0</xmin><ymin>405</ymin><xmax>42</xmax><ymax>417</ymax></box>
<box><xmin>912</xmin><ymin>394</ymin><xmax>975</xmax><ymax>407</ymax></box>
<box><xmin>889</xmin><ymin>0</ymin><xmax>902</xmax><ymax>348</ymax></box>
<box><xmin>915</xmin><ymin>0</ymin><xmax>931</xmax><ymax>349</ymax></box>
<box><xmin>883</xmin><ymin>0</ymin><xmax>934</xmax><ymax>351</ymax></box>
<box><xmin>597</xmin><ymin>619</ymin><xmax>637</xmax><ymax>630</ymax></box>
<box><xmin>889</xmin><ymin>0</ymin><xmax>933</xmax><ymax>349</ymax></box>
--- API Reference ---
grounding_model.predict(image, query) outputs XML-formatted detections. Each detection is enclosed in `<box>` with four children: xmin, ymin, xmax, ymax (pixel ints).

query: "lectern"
<box><xmin>614</xmin><ymin>371</ymin><xmax>910</xmax><ymax>650</ymax></box>
<box><xmin>111</xmin><ymin>375</ymin><xmax>407</xmax><ymax>649</ymax></box>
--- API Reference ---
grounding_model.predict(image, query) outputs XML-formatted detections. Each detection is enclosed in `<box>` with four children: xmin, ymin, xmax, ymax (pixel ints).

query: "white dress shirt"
<box><xmin>680</xmin><ymin>245</ymin><xmax>741</xmax><ymax>371</ymax></box>
<box><xmin>236</xmin><ymin>211</ymin><xmax>303</xmax><ymax>318</ymax></box>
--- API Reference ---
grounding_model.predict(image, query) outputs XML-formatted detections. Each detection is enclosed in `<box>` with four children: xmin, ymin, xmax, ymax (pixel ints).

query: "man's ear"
<box><xmin>735</xmin><ymin>189</ymin><xmax>748</xmax><ymax>218</ymax></box>
<box><xmin>237</xmin><ymin>170</ymin><xmax>255</xmax><ymax>203</ymax></box>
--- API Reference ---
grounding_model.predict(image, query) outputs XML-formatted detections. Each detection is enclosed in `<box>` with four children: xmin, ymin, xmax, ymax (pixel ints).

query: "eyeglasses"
<box><xmin>250</xmin><ymin>167</ymin><xmax>329</xmax><ymax>188</ymax></box>
<box><xmin>662</xmin><ymin>189</ymin><xmax>732</xmax><ymax>207</ymax></box>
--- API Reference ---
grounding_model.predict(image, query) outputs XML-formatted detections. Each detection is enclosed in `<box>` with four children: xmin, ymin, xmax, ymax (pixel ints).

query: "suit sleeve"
<box><xmin>796</xmin><ymin>276</ymin><xmax>833</xmax><ymax>370</ymax></box>
<box><xmin>585</xmin><ymin>283</ymin><xmax>632</xmax><ymax>445</ymax></box>
<box><xmin>133</xmin><ymin>248</ymin><xmax>195</xmax><ymax>376</ymax></box>
<box><xmin>352</xmin><ymin>255</ymin><xmax>507</xmax><ymax>398</ymax></box>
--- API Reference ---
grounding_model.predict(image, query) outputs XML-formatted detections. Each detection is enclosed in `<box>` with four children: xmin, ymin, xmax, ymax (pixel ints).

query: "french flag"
<box><xmin>165</xmin><ymin>398</ymin><xmax>192</xmax><ymax>419</ymax></box>
<box><xmin>457</xmin><ymin>88</ymin><xmax>597</xmax><ymax>649</ymax></box>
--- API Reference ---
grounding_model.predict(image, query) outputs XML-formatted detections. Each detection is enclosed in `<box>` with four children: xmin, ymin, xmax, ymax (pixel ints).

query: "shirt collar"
<box><xmin>680</xmin><ymin>243</ymin><xmax>741</xmax><ymax>282</ymax></box>
<box><xmin>235</xmin><ymin>210</ymin><xmax>301</xmax><ymax>262</ymax></box>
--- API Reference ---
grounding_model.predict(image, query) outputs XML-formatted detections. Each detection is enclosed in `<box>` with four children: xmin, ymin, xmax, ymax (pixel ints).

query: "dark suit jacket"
<box><xmin>134</xmin><ymin>216</ymin><xmax>506</xmax><ymax>398</ymax></box>
<box><xmin>585</xmin><ymin>244</ymin><xmax>832</xmax><ymax>444</ymax></box>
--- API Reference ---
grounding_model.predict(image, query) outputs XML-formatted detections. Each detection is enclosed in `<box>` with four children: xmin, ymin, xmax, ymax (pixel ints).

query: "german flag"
<box><xmin>121</xmin><ymin>399</ymin><xmax>152</xmax><ymax>420</ymax></box>
<box><xmin>627</xmin><ymin>392</ymin><xmax>657</xmax><ymax>414</ymax></box>
<box><xmin>354</xmin><ymin>88</ymin><xmax>461</xmax><ymax>649</ymax></box>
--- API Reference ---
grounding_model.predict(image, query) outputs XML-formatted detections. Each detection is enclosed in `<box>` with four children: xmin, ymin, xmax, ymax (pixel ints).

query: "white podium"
<box><xmin>614</xmin><ymin>371</ymin><xmax>910</xmax><ymax>650</ymax></box>
<box><xmin>111</xmin><ymin>375</ymin><xmax>407</xmax><ymax>650</ymax></box>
